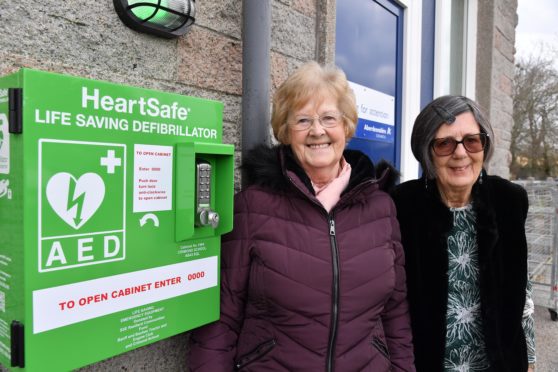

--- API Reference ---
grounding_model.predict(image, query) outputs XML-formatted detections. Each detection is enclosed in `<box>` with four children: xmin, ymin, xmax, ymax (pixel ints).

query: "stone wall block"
<box><xmin>270</xmin><ymin>53</ymin><xmax>308</xmax><ymax>103</ymax></box>
<box><xmin>499</xmin><ymin>73</ymin><xmax>513</xmax><ymax>95</ymax></box>
<box><xmin>177</xmin><ymin>27</ymin><xmax>242</xmax><ymax>95</ymax></box>
<box><xmin>494</xmin><ymin>6</ymin><xmax>517</xmax><ymax>44</ymax></box>
<box><xmin>271</xmin><ymin>2</ymin><xmax>316</xmax><ymax>61</ymax></box>
<box><xmin>498</xmin><ymin>0</ymin><xmax>519</xmax><ymax>22</ymax></box>
<box><xmin>277</xmin><ymin>0</ymin><xmax>295</xmax><ymax>7</ymax></box>
<box><xmin>196</xmin><ymin>0</ymin><xmax>242</xmax><ymax>39</ymax></box>
<box><xmin>494</xmin><ymin>29</ymin><xmax>515</xmax><ymax>62</ymax></box>
<box><xmin>223</xmin><ymin>121</ymin><xmax>241</xmax><ymax>149</ymax></box>
<box><xmin>271</xmin><ymin>52</ymin><xmax>290</xmax><ymax>93</ymax></box>
<box><xmin>294</xmin><ymin>0</ymin><xmax>317</xmax><ymax>17</ymax></box>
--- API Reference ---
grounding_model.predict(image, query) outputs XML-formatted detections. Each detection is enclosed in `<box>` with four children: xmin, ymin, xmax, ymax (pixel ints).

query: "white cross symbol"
<box><xmin>100</xmin><ymin>150</ymin><xmax>122</xmax><ymax>174</ymax></box>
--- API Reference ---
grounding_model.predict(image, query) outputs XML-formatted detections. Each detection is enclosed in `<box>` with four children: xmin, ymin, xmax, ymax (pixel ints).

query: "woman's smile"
<box><xmin>288</xmin><ymin>97</ymin><xmax>346</xmax><ymax>185</ymax></box>
<box><xmin>432</xmin><ymin>112</ymin><xmax>484</xmax><ymax>207</ymax></box>
<box><xmin>307</xmin><ymin>143</ymin><xmax>331</xmax><ymax>149</ymax></box>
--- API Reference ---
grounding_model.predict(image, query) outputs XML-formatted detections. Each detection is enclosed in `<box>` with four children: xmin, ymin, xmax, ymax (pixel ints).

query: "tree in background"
<box><xmin>512</xmin><ymin>54</ymin><xmax>558</xmax><ymax>179</ymax></box>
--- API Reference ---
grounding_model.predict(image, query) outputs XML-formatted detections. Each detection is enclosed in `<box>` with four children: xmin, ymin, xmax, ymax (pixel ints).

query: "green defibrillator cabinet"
<box><xmin>0</xmin><ymin>69</ymin><xmax>234</xmax><ymax>370</ymax></box>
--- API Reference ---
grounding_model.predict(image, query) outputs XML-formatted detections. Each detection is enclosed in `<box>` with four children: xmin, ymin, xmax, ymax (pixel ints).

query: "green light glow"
<box><xmin>128</xmin><ymin>0</ymin><xmax>171</xmax><ymax>23</ymax></box>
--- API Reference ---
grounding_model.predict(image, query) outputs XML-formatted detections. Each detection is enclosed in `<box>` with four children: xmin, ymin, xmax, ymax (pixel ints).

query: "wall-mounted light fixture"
<box><xmin>114</xmin><ymin>0</ymin><xmax>196</xmax><ymax>38</ymax></box>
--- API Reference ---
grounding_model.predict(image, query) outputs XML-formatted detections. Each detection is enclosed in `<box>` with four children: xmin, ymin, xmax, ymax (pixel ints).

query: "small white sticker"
<box><xmin>0</xmin><ymin>179</ymin><xmax>11</xmax><ymax>199</ymax></box>
<box><xmin>133</xmin><ymin>144</ymin><xmax>173</xmax><ymax>213</ymax></box>
<box><xmin>0</xmin><ymin>113</ymin><xmax>9</xmax><ymax>174</ymax></box>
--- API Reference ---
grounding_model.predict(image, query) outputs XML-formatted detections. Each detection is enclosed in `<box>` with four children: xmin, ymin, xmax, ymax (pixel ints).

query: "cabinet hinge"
<box><xmin>10</xmin><ymin>320</ymin><xmax>24</xmax><ymax>368</ymax></box>
<box><xmin>8</xmin><ymin>88</ymin><xmax>22</xmax><ymax>134</ymax></box>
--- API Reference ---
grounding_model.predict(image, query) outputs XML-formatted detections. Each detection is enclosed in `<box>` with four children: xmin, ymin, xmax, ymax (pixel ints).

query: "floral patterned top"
<box><xmin>443</xmin><ymin>204</ymin><xmax>536</xmax><ymax>371</ymax></box>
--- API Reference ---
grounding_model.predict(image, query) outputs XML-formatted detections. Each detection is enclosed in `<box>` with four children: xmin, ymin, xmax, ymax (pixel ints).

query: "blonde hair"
<box><xmin>271</xmin><ymin>61</ymin><xmax>358</xmax><ymax>144</ymax></box>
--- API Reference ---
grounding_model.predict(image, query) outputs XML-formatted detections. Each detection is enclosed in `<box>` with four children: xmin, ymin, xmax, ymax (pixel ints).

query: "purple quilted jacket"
<box><xmin>188</xmin><ymin>146</ymin><xmax>415</xmax><ymax>371</ymax></box>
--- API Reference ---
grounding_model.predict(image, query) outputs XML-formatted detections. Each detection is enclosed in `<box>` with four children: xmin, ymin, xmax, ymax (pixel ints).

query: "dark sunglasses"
<box><xmin>431</xmin><ymin>133</ymin><xmax>488</xmax><ymax>156</ymax></box>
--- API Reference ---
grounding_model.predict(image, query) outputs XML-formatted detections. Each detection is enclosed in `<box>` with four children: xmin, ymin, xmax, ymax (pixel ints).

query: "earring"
<box><xmin>424</xmin><ymin>177</ymin><xmax>428</xmax><ymax>190</ymax></box>
<box><xmin>478</xmin><ymin>173</ymin><xmax>483</xmax><ymax>185</ymax></box>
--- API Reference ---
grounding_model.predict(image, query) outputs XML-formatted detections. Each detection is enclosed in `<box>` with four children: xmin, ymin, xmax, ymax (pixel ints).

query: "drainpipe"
<box><xmin>241</xmin><ymin>0</ymin><xmax>272</xmax><ymax>187</ymax></box>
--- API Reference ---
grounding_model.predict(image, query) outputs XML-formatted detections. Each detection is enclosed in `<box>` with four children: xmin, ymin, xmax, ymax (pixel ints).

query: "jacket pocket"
<box><xmin>371</xmin><ymin>336</ymin><xmax>391</xmax><ymax>361</ymax></box>
<box><xmin>234</xmin><ymin>339</ymin><xmax>277</xmax><ymax>370</ymax></box>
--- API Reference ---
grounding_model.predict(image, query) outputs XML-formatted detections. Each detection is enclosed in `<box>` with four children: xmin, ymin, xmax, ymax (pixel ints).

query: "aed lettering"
<box><xmin>41</xmin><ymin>232</ymin><xmax>124</xmax><ymax>271</ymax></box>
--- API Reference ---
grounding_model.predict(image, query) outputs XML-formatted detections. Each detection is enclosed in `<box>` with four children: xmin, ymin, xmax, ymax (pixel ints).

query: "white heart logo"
<box><xmin>46</xmin><ymin>172</ymin><xmax>105</xmax><ymax>229</ymax></box>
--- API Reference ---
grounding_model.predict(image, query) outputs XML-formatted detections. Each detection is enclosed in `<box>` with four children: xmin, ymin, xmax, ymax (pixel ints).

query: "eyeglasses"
<box><xmin>289</xmin><ymin>111</ymin><xmax>343</xmax><ymax>131</ymax></box>
<box><xmin>430</xmin><ymin>133</ymin><xmax>488</xmax><ymax>156</ymax></box>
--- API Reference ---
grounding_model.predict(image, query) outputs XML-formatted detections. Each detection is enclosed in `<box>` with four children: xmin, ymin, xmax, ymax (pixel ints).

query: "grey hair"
<box><xmin>410</xmin><ymin>95</ymin><xmax>494</xmax><ymax>179</ymax></box>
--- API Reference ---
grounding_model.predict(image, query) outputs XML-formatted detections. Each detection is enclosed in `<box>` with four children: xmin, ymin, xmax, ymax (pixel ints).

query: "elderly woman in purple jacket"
<box><xmin>188</xmin><ymin>61</ymin><xmax>415</xmax><ymax>371</ymax></box>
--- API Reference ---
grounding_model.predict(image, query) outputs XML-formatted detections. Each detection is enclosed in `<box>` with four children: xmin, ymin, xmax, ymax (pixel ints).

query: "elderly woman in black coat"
<box><xmin>391</xmin><ymin>95</ymin><xmax>535</xmax><ymax>371</ymax></box>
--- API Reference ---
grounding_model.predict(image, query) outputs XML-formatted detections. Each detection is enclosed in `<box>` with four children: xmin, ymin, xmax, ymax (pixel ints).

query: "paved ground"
<box><xmin>534</xmin><ymin>305</ymin><xmax>558</xmax><ymax>371</ymax></box>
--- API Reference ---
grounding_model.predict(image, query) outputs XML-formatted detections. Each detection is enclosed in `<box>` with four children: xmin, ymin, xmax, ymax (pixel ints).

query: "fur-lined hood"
<box><xmin>241</xmin><ymin>144</ymin><xmax>398</xmax><ymax>195</ymax></box>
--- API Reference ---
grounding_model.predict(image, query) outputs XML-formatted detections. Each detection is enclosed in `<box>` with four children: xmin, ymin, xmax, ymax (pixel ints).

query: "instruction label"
<box><xmin>133</xmin><ymin>144</ymin><xmax>173</xmax><ymax>212</ymax></box>
<box><xmin>118</xmin><ymin>305</ymin><xmax>167</xmax><ymax>349</ymax></box>
<box><xmin>32</xmin><ymin>256</ymin><xmax>217</xmax><ymax>333</ymax></box>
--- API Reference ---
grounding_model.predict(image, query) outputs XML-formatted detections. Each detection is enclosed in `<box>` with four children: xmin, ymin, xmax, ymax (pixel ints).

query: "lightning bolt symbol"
<box><xmin>66</xmin><ymin>177</ymin><xmax>86</xmax><ymax>227</ymax></box>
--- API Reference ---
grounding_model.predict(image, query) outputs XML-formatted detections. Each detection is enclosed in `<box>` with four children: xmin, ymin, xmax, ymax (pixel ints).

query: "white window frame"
<box><xmin>433</xmin><ymin>0</ymin><xmax>477</xmax><ymax>98</ymax></box>
<box><xmin>395</xmin><ymin>0</ymin><xmax>422</xmax><ymax>181</ymax></box>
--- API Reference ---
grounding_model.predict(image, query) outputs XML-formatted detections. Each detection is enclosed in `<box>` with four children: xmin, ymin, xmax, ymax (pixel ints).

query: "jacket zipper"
<box><xmin>285</xmin><ymin>175</ymin><xmax>357</xmax><ymax>372</ymax></box>
<box><xmin>234</xmin><ymin>339</ymin><xmax>277</xmax><ymax>370</ymax></box>
<box><xmin>371</xmin><ymin>336</ymin><xmax>391</xmax><ymax>361</ymax></box>
<box><xmin>326</xmin><ymin>217</ymin><xmax>340</xmax><ymax>372</ymax></box>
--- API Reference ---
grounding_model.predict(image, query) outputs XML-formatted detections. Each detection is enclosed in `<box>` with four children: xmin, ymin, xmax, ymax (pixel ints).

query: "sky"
<box><xmin>515</xmin><ymin>0</ymin><xmax>558</xmax><ymax>62</ymax></box>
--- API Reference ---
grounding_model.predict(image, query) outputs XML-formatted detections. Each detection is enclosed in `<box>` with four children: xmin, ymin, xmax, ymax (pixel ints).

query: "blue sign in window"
<box><xmin>355</xmin><ymin>119</ymin><xmax>395</xmax><ymax>142</ymax></box>
<box><xmin>336</xmin><ymin>0</ymin><xmax>403</xmax><ymax>168</ymax></box>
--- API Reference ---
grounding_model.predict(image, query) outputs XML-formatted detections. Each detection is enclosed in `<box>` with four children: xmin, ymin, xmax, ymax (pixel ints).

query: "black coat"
<box><xmin>391</xmin><ymin>173</ymin><xmax>529</xmax><ymax>372</ymax></box>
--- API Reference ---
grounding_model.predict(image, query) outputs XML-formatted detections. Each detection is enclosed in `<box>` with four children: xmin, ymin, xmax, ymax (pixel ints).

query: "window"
<box><xmin>434</xmin><ymin>0</ymin><xmax>477</xmax><ymax>96</ymax></box>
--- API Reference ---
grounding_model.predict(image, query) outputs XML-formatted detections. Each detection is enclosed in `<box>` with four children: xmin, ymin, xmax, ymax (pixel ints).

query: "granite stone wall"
<box><xmin>476</xmin><ymin>0</ymin><xmax>518</xmax><ymax>179</ymax></box>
